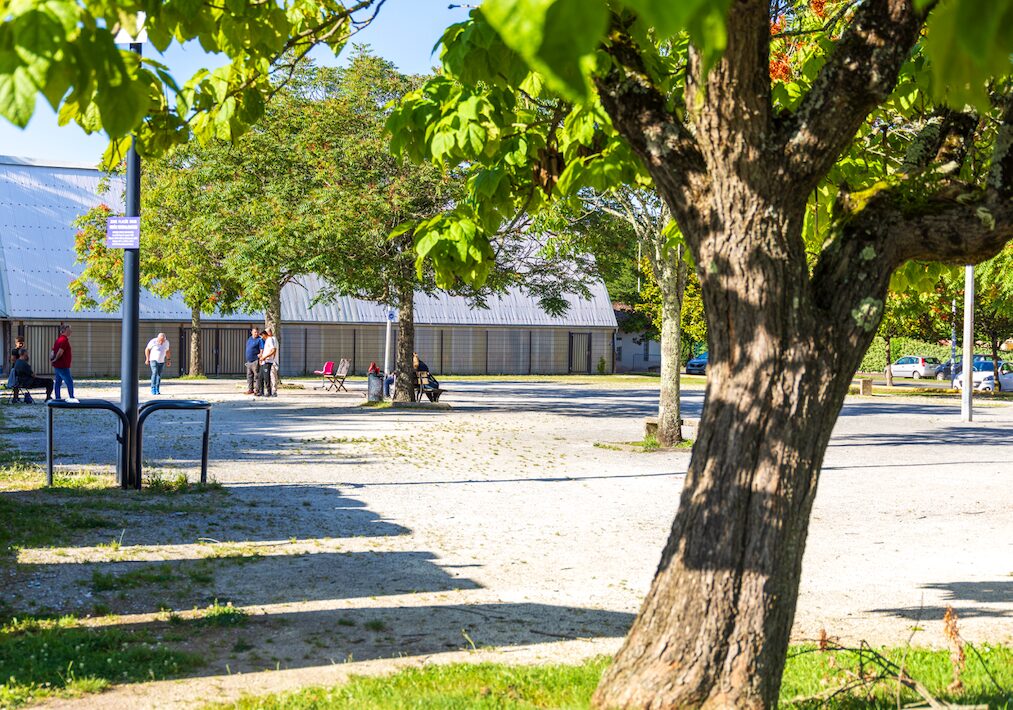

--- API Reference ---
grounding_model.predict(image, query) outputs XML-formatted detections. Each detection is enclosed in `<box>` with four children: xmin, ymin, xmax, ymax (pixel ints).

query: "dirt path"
<box><xmin>4</xmin><ymin>377</ymin><xmax>1011</xmax><ymax>708</ymax></box>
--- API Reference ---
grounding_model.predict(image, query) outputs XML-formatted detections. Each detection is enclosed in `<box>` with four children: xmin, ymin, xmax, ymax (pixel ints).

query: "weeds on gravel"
<box><xmin>0</xmin><ymin>614</ymin><xmax>202</xmax><ymax>708</ymax></box>
<box><xmin>197</xmin><ymin>600</ymin><xmax>248</xmax><ymax>627</ymax></box>
<box><xmin>144</xmin><ymin>469</ymin><xmax>224</xmax><ymax>494</ymax></box>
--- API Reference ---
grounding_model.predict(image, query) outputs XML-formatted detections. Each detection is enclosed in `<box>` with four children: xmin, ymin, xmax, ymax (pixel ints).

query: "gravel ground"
<box><xmin>4</xmin><ymin>376</ymin><xmax>1010</xmax><ymax>709</ymax></box>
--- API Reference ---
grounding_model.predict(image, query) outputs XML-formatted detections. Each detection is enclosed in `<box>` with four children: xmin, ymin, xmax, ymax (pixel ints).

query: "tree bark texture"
<box><xmin>653</xmin><ymin>244</ymin><xmax>687</xmax><ymax>447</ymax></box>
<box><xmin>591</xmin><ymin>1</ymin><xmax>1013</xmax><ymax>707</ymax></box>
<box><xmin>393</xmin><ymin>277</ymin><xmax>416</xmax><ymax>402</ymax></box>
<box><xmin>189</xmin><ymin>308</ymin><xmax>203</xmax><ymax>377</ymax></box>
<box><xmin>265</xmin><ymin>285</ymin><xmax>283</xmax><ymax>385</ymax></box>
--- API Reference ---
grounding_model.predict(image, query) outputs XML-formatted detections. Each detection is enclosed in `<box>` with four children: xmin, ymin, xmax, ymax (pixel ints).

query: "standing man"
<box><xmin>144</xmin><ymin>332</ymin><xmax>171</xmax><ymax>395</ymax></box>
<box><xmin>50</xmin><ymin>324</ymin><xmax>76</xmax><ymax>402</ymax></box>
<box><xmin>245</xmin><ymin>326</ymin><xmax>263</xmax><ymax>396</ymax></box>
<box><xmin>259</xmin><ymin>328</ymin><xmax>278</xmax><ymax>397</ymax></box>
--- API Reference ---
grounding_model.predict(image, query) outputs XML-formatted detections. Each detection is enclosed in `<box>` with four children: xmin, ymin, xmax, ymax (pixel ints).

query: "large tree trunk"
<box><xmin>594</xmin><ymin>209</ymin><xmax>873</xmax><ymax>708</ymax></box>
<box><xmin>589</xmin><ymin>3</ymin><xmax>1013</xmax><ymax>706</ymax></box>
<box><xmin>393</xmin><ymin>278</ymin><xmax>416</xmax><ymax>402</ymax></box>
<box><xmin>653</xmin><ymin>244</ymin><xmax>687</xmax><ymax>447</ymax></box>
<box><xmin>189</xmin><ymin>308</ymin><xmax>203</xmax><ymax>377</ymax></box>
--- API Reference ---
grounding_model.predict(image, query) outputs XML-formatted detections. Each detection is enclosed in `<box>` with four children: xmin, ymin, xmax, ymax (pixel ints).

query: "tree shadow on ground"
<box><xmin>867</xmin><ymin>581</ymin><xmax>1013</xmax><ymax>620</ymax></box>
<box><xmin>0</xmin><ymin>602</ymin><xmax>634</xmax><ymax>700</ymax></box>
<box><xmin>829</xmin><ymin>425</ymin><xmax>1011</xmax><ymax>448</ymax></box>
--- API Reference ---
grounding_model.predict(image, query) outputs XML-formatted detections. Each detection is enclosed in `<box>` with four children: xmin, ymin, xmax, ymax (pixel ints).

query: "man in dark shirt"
<box><xmin>244</xmin><ymin>327</ymin><xmax>264</xmax><ymax>396</ymax></box>
<box><xmin>13</xmin><ymin>350</ymin><xmax>53</xmax><ymax>401</ymax></box>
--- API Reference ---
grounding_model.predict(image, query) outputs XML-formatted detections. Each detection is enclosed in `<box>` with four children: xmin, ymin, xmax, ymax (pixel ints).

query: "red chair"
<box><xmin>313</xmin><ymin>361</ymin><xmax>335</xmax><ymax>390</ymax></box>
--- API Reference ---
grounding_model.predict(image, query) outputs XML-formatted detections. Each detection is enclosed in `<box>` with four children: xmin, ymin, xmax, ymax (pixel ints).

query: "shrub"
<box><xmin>859</xmin><ymin>337</ymin><xmax>952</xmax><ymax>372</ymax></box>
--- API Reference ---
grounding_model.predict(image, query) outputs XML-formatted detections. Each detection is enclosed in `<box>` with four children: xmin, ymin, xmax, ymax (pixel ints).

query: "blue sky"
<box><xmin>0</xmin><ymin>0</ymin><xmax>469</xmax><ymax>166</ymax></box>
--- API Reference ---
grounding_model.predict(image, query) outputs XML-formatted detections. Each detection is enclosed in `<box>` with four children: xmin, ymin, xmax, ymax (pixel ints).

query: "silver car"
<box><xmin>887</xmin><ymin>356</ymin><xmax>940</xmax><ymax>379</ymax></box>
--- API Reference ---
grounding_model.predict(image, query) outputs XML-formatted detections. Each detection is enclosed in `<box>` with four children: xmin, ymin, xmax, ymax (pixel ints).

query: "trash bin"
<box><xmin>367</xmin><ymin>372</ymin><xmax>384</xmax><ymax>402</ymax></box>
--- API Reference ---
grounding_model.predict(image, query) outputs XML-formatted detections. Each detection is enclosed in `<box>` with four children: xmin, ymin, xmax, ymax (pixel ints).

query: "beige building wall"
<box><xmin>9</xmin><ymin>320</ymin><xmax>615</xmax><ymax>377</ymax></box>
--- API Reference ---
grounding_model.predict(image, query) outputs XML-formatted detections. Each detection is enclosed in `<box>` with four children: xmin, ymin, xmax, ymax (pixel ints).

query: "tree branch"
<box><xmin>595</xmin><ymin>21</ymin><xmax>710</xmax><ymax>237</ymax></box>
<box><xmin>812</xmin><ymin>95</ymin><xmax>1013</xmax><ymax>349</ymax></box>
<box><xmin>777</xmin><ymin>0</ymin><xmax>926</xmax><ymax>195</ymax></box>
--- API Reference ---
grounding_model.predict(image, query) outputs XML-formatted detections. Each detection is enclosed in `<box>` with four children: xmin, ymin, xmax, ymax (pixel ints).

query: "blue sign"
<box><xmin>387</xmin><ymin>309</ymin><xmax>396</xmax><ymax>322</ymax></box>
<box><xmin>106</xmin><ymin>216</ymin><xmax>140</xmax><ymax>249</ymax></box>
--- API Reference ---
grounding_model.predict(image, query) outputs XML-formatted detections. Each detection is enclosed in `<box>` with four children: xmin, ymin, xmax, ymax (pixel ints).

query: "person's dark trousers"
<box><xmin>150</xmin><ymin>361</ymin><xmax>164</xmax><ymax>394</ymax></box>
<box><xmin>259</xmin><ymin>363</ymin><xmax>273</xmax><ymax>397</ymax></box>
<box><xmin>246</xmin><ymin>361</ymin><xmax>260</xmax><ymax>395</ymax></box>
<box><xmin>23</xmin><ymin>376</ymin><xmax>53</xmax><ymax>401</ymax></box>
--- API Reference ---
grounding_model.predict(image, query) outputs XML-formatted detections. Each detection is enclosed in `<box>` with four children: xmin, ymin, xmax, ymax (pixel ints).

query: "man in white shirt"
<box><xmin>144</xmin><ymin>332</ymin><xmax>171</xmax><ymax>395</ymax></box>
<box><xmin>258</xmin><ymin>328</ymin><xmax>278</xmax><ymax>397</ymax></box>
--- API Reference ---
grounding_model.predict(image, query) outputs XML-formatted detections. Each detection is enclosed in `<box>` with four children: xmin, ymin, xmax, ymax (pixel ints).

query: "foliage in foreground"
<box><xmin>210</xmin><ymin>645</ymin><xmax>1013</xmax><ymax>709</ymax></box>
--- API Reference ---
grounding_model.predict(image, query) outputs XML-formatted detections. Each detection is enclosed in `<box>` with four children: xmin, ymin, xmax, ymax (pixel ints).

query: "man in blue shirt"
<box><xmin>245</xmin><ymin>327</ymin><xmax>264</xmax><ymax>395</ymax></box>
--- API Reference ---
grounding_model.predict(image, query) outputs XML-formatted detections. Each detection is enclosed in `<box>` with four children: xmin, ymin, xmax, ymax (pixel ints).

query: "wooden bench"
<box><xmin>415</xmin><ymin>372</ymin><xmax>445</xmax><ymax>402</ymax></box>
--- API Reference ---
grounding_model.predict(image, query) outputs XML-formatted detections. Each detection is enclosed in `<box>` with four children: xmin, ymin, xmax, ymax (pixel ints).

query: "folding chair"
<box><xmin>330</xmin><ymin>358</ymin><xmax>350</xmax><ymax>392</ymax></box>
<box><xmin>313</xmin><ymin>361</ymin><xmax>335</xmax><ymax>390</ymax></box>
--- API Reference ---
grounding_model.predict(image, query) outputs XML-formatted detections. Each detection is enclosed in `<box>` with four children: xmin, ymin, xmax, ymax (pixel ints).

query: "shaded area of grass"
<box><xmin>0</xmin><ymin>615</ymin><xmax>202</xmax><ymax>708</ymax></box>
<box><xmin>212</xmin><ymin>645</ymin><xmax>1013</xmax><ymax>709</ymax></box>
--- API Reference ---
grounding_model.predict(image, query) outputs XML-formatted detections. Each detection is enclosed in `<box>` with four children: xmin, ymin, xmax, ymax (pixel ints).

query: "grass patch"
<box><xmin>593</xmin><ymin>437</ymin><xmax>693</xmax><ymax>453</ymax></box>
<box><xmin>358</xmin><ymin>400</ymin><xmax>392</xmax><ymax>409</ymax></box>
<box><xmin>177</xmin><ymin>374</ymin><xmax>209</xmax><ymax>380</ymax></box>
<box><xmin>91</xmin><ymin>564</ymin><xmax>177</xmax><ymax>592</ymax></box>
<box><xmin>196</xmin><ymin>600</ymin><xmax>248</xmax><ymax>627</ymax></box>
<box><xmin>0</xmin><ymin>614</ymin><xmax>202</xmax><ymax>707</ymax></box>
<box><xmin>210</xmin><ymin>645</ymin><xmax>1013</xmax><ymax>709</ymax></box>
<box><xmin>144</xmin><ymin>469</ymin><xmax>224</xmax><ymax>495</ymax></box>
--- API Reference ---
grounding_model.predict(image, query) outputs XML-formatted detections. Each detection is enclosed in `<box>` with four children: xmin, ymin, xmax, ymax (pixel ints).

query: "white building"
<box><xmin>0</xmin><ymin>156</ymin><xmax>617</xmax><ymax>377</ymax></box>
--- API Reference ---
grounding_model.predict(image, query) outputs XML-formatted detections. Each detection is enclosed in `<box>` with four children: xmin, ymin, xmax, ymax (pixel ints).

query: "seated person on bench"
<box><xmin>13</xmin><ymin>349</ymin><xmax>53</xmax><ymax>401</ymax></box>
<box><xmin>412</xmin><ymin>353</ymin><xmax>441</xmax><ymax>400</ymax></box>
<box><xmin>7</xmin><ymin>337</ymin><xmax>24</xmax><ymax>389</ymax></box>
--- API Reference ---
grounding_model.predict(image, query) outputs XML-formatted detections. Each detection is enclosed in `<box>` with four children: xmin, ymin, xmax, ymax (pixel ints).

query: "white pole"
<box><xmin>383</xmin><ymin>309</ymin><xmax>393</xmax><ymax>375</ymax></box>
<box><xmin>961</xmin><ymin>264</ymin><xmax>974</xmax><ymax>422</ymax></box>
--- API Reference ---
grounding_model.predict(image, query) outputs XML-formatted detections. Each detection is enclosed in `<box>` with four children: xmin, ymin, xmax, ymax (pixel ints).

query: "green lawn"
<box><xmin>210</xmin><ymin>646</ymin><xmax>1013</xmax><ymax>709</ymax></box>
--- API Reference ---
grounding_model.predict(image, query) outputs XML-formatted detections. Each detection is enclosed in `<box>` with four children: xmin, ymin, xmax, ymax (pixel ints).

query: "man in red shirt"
<box><xmin>50</xmin><ymin>324</ymin><xmax>77</xmax><ymax>402</ymax></box>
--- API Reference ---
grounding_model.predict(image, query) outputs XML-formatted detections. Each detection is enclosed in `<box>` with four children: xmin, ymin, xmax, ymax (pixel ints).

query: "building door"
<box><xmin>25</xmin><ymin>325</ymin><xmax>60</xmax><ymax>375</ymax></box>
<box><xmin>181</xmin><ymin>327</ymin><xmax>249</xmax><ymax>375</ymax></box>
<box><xmin>568</xmin><ymin>332</ymin><xmax>592</xmax><ymax>374</ymax></box>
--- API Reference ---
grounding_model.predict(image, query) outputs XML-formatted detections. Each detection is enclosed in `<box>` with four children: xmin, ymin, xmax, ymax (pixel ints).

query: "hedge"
<box><xmin>859</xmin><ymin>337</ymin><xmax>953</xmax><ymax>373</ymax></box>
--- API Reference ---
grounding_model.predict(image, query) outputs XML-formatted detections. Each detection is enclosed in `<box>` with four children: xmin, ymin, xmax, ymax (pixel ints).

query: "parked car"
<box><xmin>887</xmin><ymin>355</ymin><xmax>941</xmax><ymax>379</ymax></box>
<box><xmin>953</xmin><ymin>360</ymin><xmax>1013</xmax><ymax>391</ymax></box>
<box><xmin>686</xmin><ymin>352</ymin><xmax>708</xmax><ymax>375</ymax></box>
<box><xmin>936</xmin><ymin>354</ymin><xmax>992</xmax><ymax>380</ymax></box>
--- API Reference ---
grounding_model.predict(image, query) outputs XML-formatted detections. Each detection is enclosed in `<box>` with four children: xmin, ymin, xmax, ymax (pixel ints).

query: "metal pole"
<box><xmin>961</xmin><ymin>264</ymin><xmax>974</xmax><ymax>422</ymax></box>
<box><xmin>383</xmin><ymin>310</ymin><xmax>393</xmax><ymax>374</ymax></box>
<box><xmin>950</xmin><ymin>296</ymin><xmax>957</xmax><ymax>367</ymax></box>
<box><xmin>201</xmin><ymin>408</ymin><xmax>211</xmax><ymax>483</ymax></box>
<box><xmin>46</xmin><ymin>405</ymin><xmax>53</xmax><ymax>486</ymax></box>
<box><xmin>120</xmin><ymin>42</ymin><xmax>142</xmax><ymax>489</ymax></box>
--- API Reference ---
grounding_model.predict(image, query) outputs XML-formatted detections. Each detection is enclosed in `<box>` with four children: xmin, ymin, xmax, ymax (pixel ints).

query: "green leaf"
<box><xmin>0</xmin><ymin>63</ymin><xmax>38</xmax><ymax>127</ymax></box>
<box><xmin>94</xmin><ymin>78</ymin><xmax>150</xmax><ymax>138</ymax></box>
<box><xmin>482</xmin><ymin>0</ymin><xmax>608</xmax><ymax>101</ymax></box>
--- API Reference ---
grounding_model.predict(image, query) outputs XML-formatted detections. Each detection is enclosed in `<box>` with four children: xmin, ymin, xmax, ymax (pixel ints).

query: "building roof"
<box><xmin>0</xmin><ymin>157</ymin><xmax>616</xmax><ymax>328</ymax></box>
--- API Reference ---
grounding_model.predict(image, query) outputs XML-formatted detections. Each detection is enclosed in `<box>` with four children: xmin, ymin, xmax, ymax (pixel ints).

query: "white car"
<box><xmin>954</xmin><ymin>360</ymin><xmax>1013</xmax><ymax>391</ymax></box>
<box><xmin>887</xmin><ymin>355</ymin><xmax>941</xmax><ymax>379</ymax></box>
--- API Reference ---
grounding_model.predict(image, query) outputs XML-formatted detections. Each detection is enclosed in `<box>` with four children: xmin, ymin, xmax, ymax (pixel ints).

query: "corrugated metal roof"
<box><xmin>0</xmin><ymin>157</ymin><xmax>616</xmax><ymax>328</ymax></box>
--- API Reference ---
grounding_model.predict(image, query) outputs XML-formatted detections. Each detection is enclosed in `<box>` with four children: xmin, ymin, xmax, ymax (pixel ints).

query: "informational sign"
<box><xmin>387</xmin><ymin>309</ymin><xmax>396</xmax><ymax>322</ymax></box>
<box><xmin>106</xmin><ymin>216</ymin><xmax>141</xmax><ymax>249</ymax></box>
